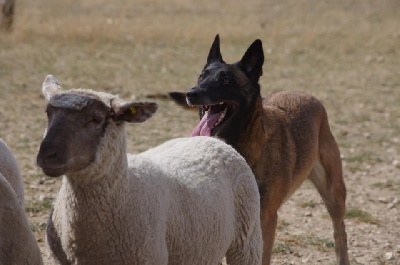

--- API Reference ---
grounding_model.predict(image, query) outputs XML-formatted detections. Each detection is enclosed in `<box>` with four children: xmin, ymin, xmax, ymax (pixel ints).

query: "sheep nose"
<box><xmin>37</xmin><ymin>144</ymin><xmax>58</xmax><ymax>168</ymax></box>
<box><xmin>44</xmin><ymin>150</ymin><xmax>57</xmax><ymax>160</ymax></box>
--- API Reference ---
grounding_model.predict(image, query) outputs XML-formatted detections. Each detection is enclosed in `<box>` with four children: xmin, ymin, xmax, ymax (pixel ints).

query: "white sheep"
<box><xmin>37</xmin><ymin>75</ymin><xmax>262</xmax><ymax>265</ymax></box>
<box><xmin>0</xmin><ymin>138</ymin><xmax>43</xmax><ymax>265</ymax></box>
<box><xmin>0</xmin><ymin>0</ymin><xmax>15</xmax><ymax>31</ymax></box>
<box><xmin>0</xmin><ymin>138</ymin><xmax>24</xmax><ymax>206</ymax></box>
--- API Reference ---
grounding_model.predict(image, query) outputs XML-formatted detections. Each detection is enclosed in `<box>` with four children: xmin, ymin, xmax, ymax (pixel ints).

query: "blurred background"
<box><xmin>1</xmin><ymin>0</ymin><xmax>399</xmax><ymax>264</ymax></box>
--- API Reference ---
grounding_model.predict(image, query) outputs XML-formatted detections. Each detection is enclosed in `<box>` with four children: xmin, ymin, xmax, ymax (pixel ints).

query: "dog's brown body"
<box><xmin>170</xmin><ymin>35</ymin><xmax>349</xmax><ymax>264</ymax></box>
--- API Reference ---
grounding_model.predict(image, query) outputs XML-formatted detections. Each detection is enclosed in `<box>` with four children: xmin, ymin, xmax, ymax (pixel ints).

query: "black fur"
<box><xmin>186</xmin><ymin>34</ymin><xmax>264</xmax><ymax>146</ymax></box>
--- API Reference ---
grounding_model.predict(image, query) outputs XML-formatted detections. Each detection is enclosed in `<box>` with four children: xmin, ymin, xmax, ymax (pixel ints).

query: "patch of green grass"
<box><xmin>344</xmin><ymin>151</ymin><xmax>384</xmax><ymax>173</ymax></box>
<box><xmin>336</xmin><ymin>119</ymin><xmax>348</xmax><ymax>125</ymax></box>
<box><xmin>350</xmin><ymin>258</ymin><xmax>364</xmax><ymax>265</ymax></box>
<box><xmin>371</xmin><ymin>180</ymin><xmax>400</xmax><ymax>194</ymax></box>
<box><xmin>29</xmin><ymin>173</ymin><xmax>47</xmax><ymax>179</ymax></box>
<box><xmin>25</xmin><ymin>198</ymin><xmax>53</xmax><ymax>214</ymax></box>
<box><xmin>345</xmin><ymin>208</ymin><xmax>380</xmax><ymax>225</ymax></box>
<box><xmin>279</xmin><ymin>234</ymin><xmax>335</xmax><ymax>252</ymax></box>
<box><xmin>273</xmin><ymin>241</ymin><xmax>291</xmax><ymax>254</ymax></box>
<box><xmin>308</xmin><ymin>237</ymin><xmax>335</xmax><ymax>252</ymax></box>
<box><xmin>346</xmin><ymin>164</ymin><xmax>362</xmax><ymax>174</ymax></box>
<box><xmin>344</xmin><ymin>153</ymin><xmax>368</xmax><ymax>163</ymax></box>
<box><xmin>344</xmin><ymin>151</ymin><xmax>383</xmax><ymax>165</ymax></box>
<box><xmin>371</xmin><ymin>180</ymin><xmax>393</xmax><ymax>189</ymax></box>
<box><xmin>277</xmin><ymin>219</ymin><xmax>290</xmax><ymax>230</ymax></box>
<box><xmin>30</xmin><ymin>222</ymin><xmax>47</xmax><ymax>233</ymax></box>
<box><xmin>358</xmin><ymin>113</ymin><xmax>371</xmax><ymax>122</ymax></box>
<box><xmin>300</xmin><ymin>201</ymin><xmax>318</xmax><ymax>208</ymax></box>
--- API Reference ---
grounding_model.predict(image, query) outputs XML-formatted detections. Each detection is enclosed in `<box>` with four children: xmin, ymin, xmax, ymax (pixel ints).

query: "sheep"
<box><xmin>0</xmin><ymin>0</ymin><xmax>15</xmax><ymax>31</ymax></box>
<box><xmin>0</xmin><ymin>138</ymin><xmax>24</xmax><ymax>206</ymax></box>
<box><xmin>37</xmin><ymin>75</ymin><xmax>263</xmax><ymax>265</ymax></box>
<box><xmin>0</xmin><ymin>138</ymin><xmax>43</xmax><ymax>265</ymax></box>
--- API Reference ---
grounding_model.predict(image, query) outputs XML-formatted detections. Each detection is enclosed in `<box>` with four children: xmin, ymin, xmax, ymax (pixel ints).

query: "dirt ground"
<box><xmin>0</xmin><ymin>0</ymin><xmax>399</xmax><ymax>264</ymax></box>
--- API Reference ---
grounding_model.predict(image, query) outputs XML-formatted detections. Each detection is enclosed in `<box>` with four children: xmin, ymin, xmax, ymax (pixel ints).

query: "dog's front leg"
<box><xmin>260</xmin><ymin>210</ymin><xmax>278</xmax><ymax>265</ymax></box>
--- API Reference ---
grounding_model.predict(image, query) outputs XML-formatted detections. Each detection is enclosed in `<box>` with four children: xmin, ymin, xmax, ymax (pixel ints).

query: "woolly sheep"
<box><xmin>0</xmin><ymin>138</ymin><xmax>24</xmax><ymax>206</ymax></box>
<box><xmin>0</xmin><ymin>138</ymin><xmax>43</xmax><ymax>265</ymax></box>
<box><xmin>0</xmin><ymin>0</ymin><xmax>15</xmax><ymax>31</ymax></box>
<box><xmin>37</xmin><ymin>75</ymin><xmax>262</xmax><ymax>265</ymax></box>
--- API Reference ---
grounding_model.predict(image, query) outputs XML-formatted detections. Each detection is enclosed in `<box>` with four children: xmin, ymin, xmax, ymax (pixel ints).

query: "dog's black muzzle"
<box><xmin>186</xmin><ymin>86</ymin><xmax>210</xmax><ymax>106</ymax></box>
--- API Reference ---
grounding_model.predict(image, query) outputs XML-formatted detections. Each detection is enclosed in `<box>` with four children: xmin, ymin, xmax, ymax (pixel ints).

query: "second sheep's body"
<box><xmin>0</xmin><ymin>139</ymin><xmax>43</xmax><ymax>265</ymax></box>
<box><xmin>37</xmin><ymin>75</ymin><xmax>263</xmax><ymax>265</ymax></box>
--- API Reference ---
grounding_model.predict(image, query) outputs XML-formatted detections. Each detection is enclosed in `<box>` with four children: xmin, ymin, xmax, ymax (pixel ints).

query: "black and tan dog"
<box><xmin>169</xmin><ymin>35</ymin><xmax>349</xmax><ymax>265</ymax></box>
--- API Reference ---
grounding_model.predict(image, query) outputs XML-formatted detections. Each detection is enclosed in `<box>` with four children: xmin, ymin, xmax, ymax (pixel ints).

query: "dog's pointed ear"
<box><xmin>238</xmin><ymin>39</ymin><xmax>264</xmax><ymax>82</ymax></box>
<box><xmin>207</xmin><ymin>34</ymin><xmax>224</xmax><ymax>64</ymax></box>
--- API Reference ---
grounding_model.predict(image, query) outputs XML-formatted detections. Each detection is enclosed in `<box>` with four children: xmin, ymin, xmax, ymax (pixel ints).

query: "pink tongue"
<box><xmin>190</xmin><ymin>111</ymin><xmax>222</xmax><ymax>137</ymax></box>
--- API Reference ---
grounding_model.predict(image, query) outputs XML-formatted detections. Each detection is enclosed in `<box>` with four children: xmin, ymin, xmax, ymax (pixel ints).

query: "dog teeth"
<box><xmin>215</xmin><ymin>107</ymin><xmax>227</xmax><ymax>127</ymax></box>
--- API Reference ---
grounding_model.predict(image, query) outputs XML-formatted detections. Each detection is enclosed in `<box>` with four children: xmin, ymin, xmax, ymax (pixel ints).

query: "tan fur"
<box><xmin>233</xmin><ymin>91</ymin><xmax>349</xmax><ymax>264</ymax></box>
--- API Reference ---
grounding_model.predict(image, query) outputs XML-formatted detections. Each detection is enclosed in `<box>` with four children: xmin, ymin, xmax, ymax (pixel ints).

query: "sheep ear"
<box><xmin>42</xmin><ymin>75</ymin><xmax>62</xmax><ymax>101</ymax></box>
<box><xmin>111</xmin><ymin>101</ymin><xmax>158</xmax><ymax>123</ymax></box>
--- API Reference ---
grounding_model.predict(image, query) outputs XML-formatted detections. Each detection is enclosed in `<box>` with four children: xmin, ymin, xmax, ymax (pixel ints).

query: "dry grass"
<box><xmin>1</xmin><ymin>0</ymin><xmax>399</xmax><ymax>264</ymax></box>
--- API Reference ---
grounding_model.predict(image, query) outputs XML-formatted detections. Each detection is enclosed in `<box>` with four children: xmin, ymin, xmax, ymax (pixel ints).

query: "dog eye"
<box><xmin>222</xmin><ymin>76</ymin><xmax>230</xmax><ymax>85</ymax></box>
<box><xmin>198</xmin><ymin>74</ymin><xmax>204</xmax><ymax>83</ymax></box>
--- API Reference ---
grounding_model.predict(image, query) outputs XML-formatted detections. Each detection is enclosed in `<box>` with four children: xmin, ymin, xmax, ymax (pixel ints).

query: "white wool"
<box><xmin>0</xmin><ymin>138</ymin><xmax>24</xmax><ymax>206</ymax></box>
<box><xmin>48</xmin><ymin>88</ymin><xmax>118</xmax><ymax>110</ymax></box>
<box><xmin>0</xmin><ymin>139</ymin><xmax>43</xmax><ymax>265</ymax></box>
<box><xmin>46</xmin><ymin>89</ymin><xmax>262</xmax><ymax>264</ymax></box>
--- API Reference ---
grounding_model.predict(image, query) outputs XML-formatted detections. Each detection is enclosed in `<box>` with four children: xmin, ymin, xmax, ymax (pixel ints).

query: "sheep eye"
<box><xmin>88</xmin><ymin>115</ymin><xmax>103</xmax><ymax>125</ymax></box>
<box><xmin>93</xmin><ymin>117</ymin><xmax>103</xmax><ymax>124</ymax></box>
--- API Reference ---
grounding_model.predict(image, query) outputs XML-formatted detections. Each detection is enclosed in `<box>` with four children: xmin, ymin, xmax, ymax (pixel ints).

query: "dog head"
<box><xmin>185</xmin><ymin>34</ymin><xmax>264</xmax><ymax>138</ymax></box>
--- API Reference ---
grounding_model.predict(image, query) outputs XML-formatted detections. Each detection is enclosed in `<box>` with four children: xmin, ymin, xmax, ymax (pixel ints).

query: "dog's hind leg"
<box><xmin>309</xmin><ymin>121</ymin><xmax>350</xmax><ymax>265</ymax></box>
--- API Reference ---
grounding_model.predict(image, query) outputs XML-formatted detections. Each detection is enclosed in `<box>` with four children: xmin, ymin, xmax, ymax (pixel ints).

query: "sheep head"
<box><xmin>37</xmin><ymin>75</ymin><xmax>158</xmax><ymax>177</ymax></box>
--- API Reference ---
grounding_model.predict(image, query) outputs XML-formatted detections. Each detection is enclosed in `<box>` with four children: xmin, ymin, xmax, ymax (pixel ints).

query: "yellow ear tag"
<box><xmin>128</xmin><ymin>106</ymin><xmax>137</xmax><ymax>115</ymax></box>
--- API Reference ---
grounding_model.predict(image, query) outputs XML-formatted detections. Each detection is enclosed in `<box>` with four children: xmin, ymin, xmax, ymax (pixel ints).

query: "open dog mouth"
<box><xmin>190</xmin><ymin>102</ymin><xmax>237</xmax><ymax>137</ymax></box>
